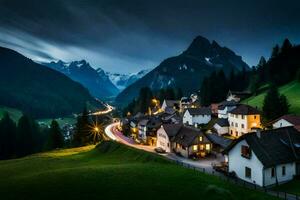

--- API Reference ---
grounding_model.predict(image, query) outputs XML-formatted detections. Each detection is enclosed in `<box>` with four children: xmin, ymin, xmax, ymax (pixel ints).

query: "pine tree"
<box><xmin>0</xmin><ymin>113</ymin><xmax>17</xmax><ymax>160</ymax></box>
<box><xmin>175</xmin><ymin>88</ymin><xmax>183</xmax><ymax>99</ymax></box>
<box><xmin>73</xmin><ymin>106</ymin><xmax>90</xmax><ymax>146</ymax></box>
<box><xmin>165</xmin><ymin>87</ymin><xmax>175</xmax><ymax>100</ymax></box>
<box><xmin>281</xmin><ymin>38</ymin><xmax>292</xmax><ymax>53</ymax></box>
<box><xmin>271</xmin><ymin>44</ymin><xmax>280</xmax><ymax>59</ymax></box>
<box><xmin>200</xmin><ymin>77</ymin><xmax>211</xmax><ymax>106</ymax></box>
<box><xmin>46</xmin><ymin>120</ymin><xmax>64</xmax><ymax>150</ymax></box>
<box><xmin>262</xmin><ymin>85</ymin><xmax>289</xmax><ymax>121</ymax></box>
<box><xmin>16</xmin><ymin>115</ymin><xmax>37</xmax><ymax>157</ymax></box>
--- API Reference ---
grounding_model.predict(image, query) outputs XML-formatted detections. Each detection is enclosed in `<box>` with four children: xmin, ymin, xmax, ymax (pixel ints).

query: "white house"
<box><xmin>213</xmin><ymin>118</ymin><xmax>229</xmax><ymax>135</ymax></box>
<box><xmin>183</xmin><ymin>107</ymin><xmax>211</xmax><ymax>126</ymax></box>
<box><xmin>156</xmin><ymin>124</ymin><xmax>182</xmax><ymax>152</ymax></box>
<box><xmin>224</xmin><ymin>127</ymin><xmax>300</xmax><ymax>187</ymax></box>
<box><xmin>217</xmin><ymin>100</ymin><xmax>238</xmax><ymax>119</ymax></box>
<box><xmin>272</xmin><ymin>115</ymin><xmax>300</xmax><ymax>132</ymax></box>
<box><xmin>228</xmin><ymin>104</ymin><xmax>261</xmax><ymax>137</ymax></box>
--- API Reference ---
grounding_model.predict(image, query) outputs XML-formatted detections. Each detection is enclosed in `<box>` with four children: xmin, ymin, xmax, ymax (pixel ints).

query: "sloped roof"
<box><xmin>229</xmin><ymin>104</ymin><xmax>260</xmax><ymax>115</ymax></box>
<box><xmin>172</xmin><ymin>126</ymin><xmax>209</xmax><ymax>147</ymax></box>
<box><xmin>164</xmin><ymin>100</ymin><xmax>180</xmax><ymax>107</ymax></box>
<box><xmin>206</xmin><ymin>133</ymin><xmax>233</xmax><ymax>148</ymax></box>
<box><xmin>218</xmin><ymin>100</ymin><xmax>238</xmax><ymax>110</ymax></box>
<box><xmin>186</xmin><ymin>107</ymin><xmax>211</xmax><ymax>116</ymax></box>
<box><xmin>224</xmin><ymin>127</ymin><xmax>300</xmax><ymax>167</ymax></box>
<box><xmin>215</xmin><ymin>118</ymin><xmax>229</xmax><ymax>127</ymax></box>
<box><xmin>274</xmin><ymin>115</ymin><xmax>300</xmax><ymax>126</ymax></box>
<box><xmin>162</xmin><ymin>124</ymin><xmax>183</xmax><ymax>137</ymax></box>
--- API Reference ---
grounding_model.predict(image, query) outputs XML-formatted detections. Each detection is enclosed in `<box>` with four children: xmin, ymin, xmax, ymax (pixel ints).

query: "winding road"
<box><xmin>104</xmin><ymin>122</ymin><xmax>224</xmax><ymax>172</ymax></box>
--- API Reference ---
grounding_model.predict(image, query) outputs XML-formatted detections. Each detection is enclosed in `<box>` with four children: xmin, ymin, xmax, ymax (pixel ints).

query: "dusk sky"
<box><xmin>0</xmin><ymin>0</ymin><xmax>300</xmax><ymax>73</ymax></box>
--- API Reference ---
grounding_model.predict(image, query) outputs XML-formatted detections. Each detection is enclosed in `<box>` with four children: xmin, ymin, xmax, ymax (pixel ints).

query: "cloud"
<box><xmin>0</xmin><ymin>0</ymin><xmax>300</xmax><ymax>72</ymax></box>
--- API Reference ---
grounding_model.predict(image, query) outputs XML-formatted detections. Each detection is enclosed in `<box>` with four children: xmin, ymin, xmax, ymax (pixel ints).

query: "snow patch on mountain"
<box><xmin>106</xmin><ymin>69</ymin><xmax>151</xmax><ymax>90</ymax></box>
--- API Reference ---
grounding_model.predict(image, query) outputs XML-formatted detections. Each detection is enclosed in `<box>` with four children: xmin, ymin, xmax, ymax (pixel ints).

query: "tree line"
<box><xmin>123</xmin><ymin>87</ymin><xmax>183</xmax><ymax>116</ymax></box>
<box><xmin>0</xmin><ymin>106</ymin><xmax>105</xmax><ymax>160</ymax></box>
<box><xmin>200</xmin><ymin>67</ymin><xmax>252</xmax><ymax>106</ymax></box>
<box><xmin>0</xmin><ymin>113</ymin><xmax>64</xmax><ymax>160</ymax></box>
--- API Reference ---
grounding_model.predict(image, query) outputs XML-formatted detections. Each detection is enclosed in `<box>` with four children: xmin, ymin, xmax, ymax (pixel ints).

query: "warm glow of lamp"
<box><xmin>94</xmin><ymin>127</ymin><xmax>99</xmax><ymax>132</ymax></box>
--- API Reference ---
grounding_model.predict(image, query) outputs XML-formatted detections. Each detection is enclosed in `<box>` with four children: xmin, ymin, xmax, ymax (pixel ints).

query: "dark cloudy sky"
<box><xmin>0</xmin><ymin>0</ymin><xmax>300</xmax><ymax>73</ymax></box>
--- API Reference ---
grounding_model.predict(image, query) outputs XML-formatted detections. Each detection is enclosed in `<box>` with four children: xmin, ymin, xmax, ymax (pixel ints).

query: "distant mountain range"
<box><xmin>115</xmin><ymin>35</ymin><xmax>249</xmax><ymax>106</ymax></box>
<box><xmin>106</xmin><ymin>69</ymin><xmax>151</xmax><ymax>91</ymax></box>
<box><xmin>0</xmin><ymin>47</ymin><xmax>102</xmax><ymax>118</ymax></box>
<box><xmin>43</xmin><ymin>60</ymin><xmax>119</xmax><ymax>99</ymax></box>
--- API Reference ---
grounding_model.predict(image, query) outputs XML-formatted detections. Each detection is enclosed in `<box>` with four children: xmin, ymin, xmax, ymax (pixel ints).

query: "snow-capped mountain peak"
<box><xmin>106</xmin><ymin>69</ymin><xmax>151</xmax><ymax>91</ymax></box>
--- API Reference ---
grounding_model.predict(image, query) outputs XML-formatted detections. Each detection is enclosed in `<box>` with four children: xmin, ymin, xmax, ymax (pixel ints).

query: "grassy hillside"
<box><xmin>243</xmin><ymin>81</ymin><xmax>300</xmax><ymax>114</ymax></box>
<box><xmin>0</xmin><ymin>141</ymin><xmax>277</xmax><ymax>200</ymax></box>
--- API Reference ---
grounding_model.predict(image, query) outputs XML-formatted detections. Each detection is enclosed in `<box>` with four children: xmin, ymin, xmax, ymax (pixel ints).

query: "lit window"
<box><xmin>193</xmin><ymin>145</ymin><xmax>198</xmax><ymax>151</ymax></box>
<box><xmin>205</xmin><ymin>144</ymin><xmax>210</xmax><ymax>150</ymax></box>
<box><xmin>199</xmin><ymin>136</ymin><xmax>203</xmax><ymax>142</ymax></box>
<box><xmin>245</xmin><ymin>167</ymin><xmax>251</xmax><ymax>178</ymax></box>
<box><xmin>200</xmin><ymin>145</ymin><xmax>204</xmax><ymax>150</ymax></box>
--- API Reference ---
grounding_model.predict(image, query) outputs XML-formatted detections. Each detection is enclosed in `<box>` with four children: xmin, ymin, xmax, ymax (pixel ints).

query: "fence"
<box><xmin>172</xmin><ymin>159</ymin><xmax>299</xmax><ymax>200</ymax></box>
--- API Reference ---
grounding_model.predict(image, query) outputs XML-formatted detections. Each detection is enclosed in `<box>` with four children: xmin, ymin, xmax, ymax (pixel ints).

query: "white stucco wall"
<box><xmin>228</xmin><ymin>140</ymin><xmax>264</xmax><ymax>186</ymax></box>
<box><xmin>273</xmin><ymin>119</ymin><xmax>293</xmax><ymax>129</ymax></box>
<box><xmin>213</xmin><ymin>124</ymin><xmax>229</xmax><ymax>135</ymax></box>
<box><xmin>228</xmin><ymin>114</ymin><xmax>248</xmax><ymax>137</ymax></box>
<box><xmin>264</xmin><ymin>163</ymin><xmax>296</xmax><ymax>186</ymax></box>
<box><xmin>183</xmin><ymin>110</ymin><xmax>211</xmax><ymax>125</ymax></box>
<box><xmin>156</xmin><ymin>127</ymin><xmax>171</xmax><ymax>152</ymax></box>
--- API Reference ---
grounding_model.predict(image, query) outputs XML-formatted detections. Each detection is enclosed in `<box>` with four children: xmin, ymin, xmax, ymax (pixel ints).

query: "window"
<box><xmin>205</xmin><ymin>144</ymin><xmax>210</xmax><ymax>151</ymax></box>
<box><xmin>241</xmin><ymin>145</ymin><xmax>251</xmax><ymax>159</ymax></box>
<box><xmin>235</xmin><ymin>123</ymin><xmax>238</xmax><ymax>127</ymax></box>
<box><xmin>193</xmin><ymin>145</ymin><xmax>198</xmax><ymax>151</ymax></box>
<box><xmin>254</xmin><ymin>115</ymin><xmax>257</xmax><ymax>119</ymax></box>
<box><xmin>245</xmin><ymin>167</ymin><xmax>251</xmax><ymax>178</ymax></box>
<box><xmin>241</xmin><ymin>124</ymin><xmax>245</xmax><ymax>129</ymax></box>
<box><xmin>271</xmin><ymin>168</ymin><xmax>275</xmax><ymax>177</ymax></box>
<box><xmin>231</xmin><ymin>122</ymin><xmax>234</xmax><ymax>126</ymax></box>
<box><xmin>242</xmin><ymin>115</ymin><xmax>245</xmax><ymax>119</ymax></box>
<box><xmin>200</xmin><ymin>145</ymin><xmax>204</xmax><ymax>150</ymax></box>
<box><xmin>199</xmin><ymin>136</ymin><xmax>203</xmax><ymax>142</ymax></box>
<box><xmin>235</xmin><ymin>131</ymin><xmax>238</xmax><ymax>137</ymax></box>
<box><xmin>282</xmin><ymin>166</ymin><xmax>286</xmax><ymax>176</ymax></box>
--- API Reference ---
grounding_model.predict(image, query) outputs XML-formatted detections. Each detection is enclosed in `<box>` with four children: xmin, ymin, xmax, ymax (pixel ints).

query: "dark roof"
<box><xmin>206</xmin><ymin>133</ymin><xmax>233</xmax><ymax>148</ymax></box>
<box><xmin>229</xmin><ymin>104</ymin><xmax>260</xmax><ymax>115</ymax></box>
<box><xmin>186</xmin><ymin>107</ymin><xmax>211</xmax><ymax>116</ymax></box>
<box><xmin>215</xmin><ymin>118</ymin><xmax>229</xmax><ymax>127</ymax></box>
<box><xmin>172</xmin><ymin>126</ymin><xmax>209</xmax><ymax>147</ymax></box>
<box><xmin>162</xmin><ymin>124</ymin><xmax>183</xmax><ymax>137</ymax></box>
<box><xmin>218</xmin><ymin>100</ymin><xmax>238</xmax><ymax>110</ymax></box>
<box><xmin>274</xmin><ymin>115</ymin><xmax>300</xmax><ymax>126</ymax></box>
<box><xmin>224</xmin><ymin>127</ymin><xmax>300</xmax><ymax>167</ymax></box>
<box><xmin>164</xmin><ymin>100</ymin><xmax>180</xmax><ymax>107</ymax></box>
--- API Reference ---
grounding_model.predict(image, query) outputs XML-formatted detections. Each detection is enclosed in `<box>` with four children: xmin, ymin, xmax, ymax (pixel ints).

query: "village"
<box><xmin>117</xmin><ymin>91</ymin><xmax>300</xmax><ymax>188</ymax></box>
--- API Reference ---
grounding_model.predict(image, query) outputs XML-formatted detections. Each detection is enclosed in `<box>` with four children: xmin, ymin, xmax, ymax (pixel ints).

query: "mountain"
<box><xmin>116</xmin><ymin>36</ymin><xmax>249</xmax><ymax>106</ymax></box>
<box><xmin>43</xmin><ymin>60</ymin><xmax>119</xmax><ymax>99</ymax></box>
<box><xmin>0</xmin><ymin>46</ymin><xmax>102</xmax><ymax>118</ymax></box>
<box><xmin>106</xmin><ymin>69</ymin><xmax>151</xmax><ymax>90</ymax></box>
